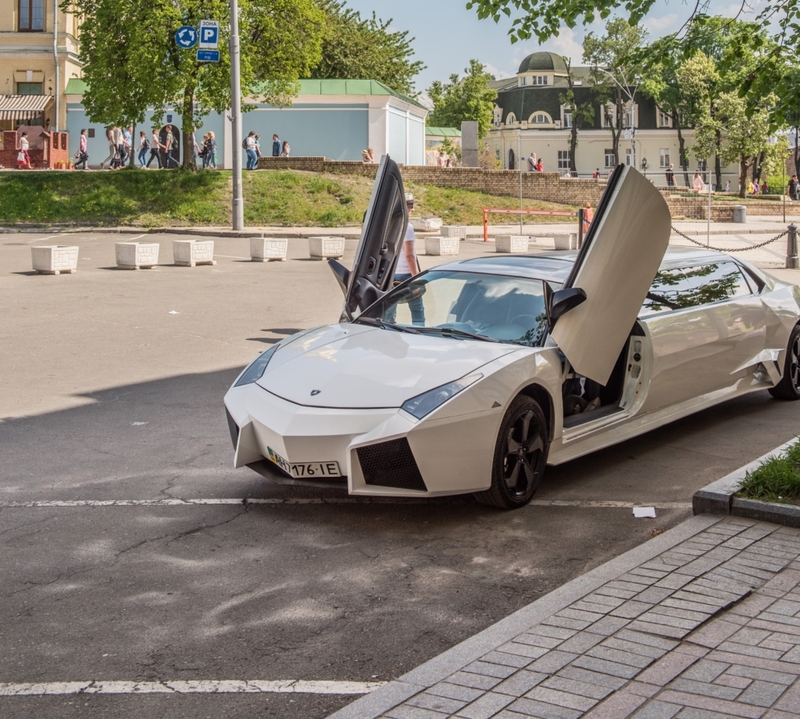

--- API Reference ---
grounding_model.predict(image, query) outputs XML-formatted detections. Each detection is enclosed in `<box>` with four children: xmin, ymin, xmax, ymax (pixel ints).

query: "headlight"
<box><xmin>234</xmin><ymin>345</ymin><xmax>279</xmax><ymax>387</ymax></box>
<box><xmin>401</xmin><ymin>373</ymin><xmax>483</xmax><ymax>419</ymax></box>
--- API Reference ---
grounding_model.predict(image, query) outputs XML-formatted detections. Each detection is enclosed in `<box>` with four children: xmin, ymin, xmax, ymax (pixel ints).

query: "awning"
<box><xmin>0</xmin><ymin>95</ymin><xmax>52</xmax><ymax>121</ymax></box>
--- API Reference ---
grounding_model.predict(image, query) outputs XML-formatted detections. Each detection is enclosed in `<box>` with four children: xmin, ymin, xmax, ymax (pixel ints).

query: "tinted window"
<box><xmin>641</xmin><ymin>262</ymin><xmax>753</xmax><ymax>315</ymax></box>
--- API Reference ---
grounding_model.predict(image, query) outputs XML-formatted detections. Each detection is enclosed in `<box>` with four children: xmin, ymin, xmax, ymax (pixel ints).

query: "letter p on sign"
<box><xmin>198</xmin><ymin>20</ymin><xmax>219</xmax><ymax>49</ymax></box>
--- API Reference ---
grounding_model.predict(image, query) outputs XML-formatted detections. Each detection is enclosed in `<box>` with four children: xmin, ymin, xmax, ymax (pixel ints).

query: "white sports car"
<box><xmin>224</xmin><ymin>157</ymin><xmax>800</xmax><ymax>508</ymax></box>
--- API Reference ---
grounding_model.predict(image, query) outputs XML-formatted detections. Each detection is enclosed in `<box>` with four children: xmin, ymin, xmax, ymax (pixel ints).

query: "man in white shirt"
<box><xmin>527</xmin><ymin>152</ymin><xmax>537</xmax><ymax>171</ymax></box>
<box><xmin>387</xmin><ymin>194</ymin><xmax>425</xmax><ymax>325</ymax></box>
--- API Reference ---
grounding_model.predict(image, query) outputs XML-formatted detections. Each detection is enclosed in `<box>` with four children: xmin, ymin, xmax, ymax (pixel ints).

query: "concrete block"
<box><xmin>410</xmin><ymin>217</ymin><xmax>443</xmax><ymax>232</ymax></box>
<box><xmin>425</xmin><ymin>236</ymin><xmax>460</xmax><ymax>256</ymax></box>
<box><xmin>250</xmin><ymin>237</ymin><xmax>288</xmax><ymax>262</ymax></box>
<box><xmin>495</xmin><ymin>235</ymin><xmax>530</xmax><ymax>253</ymax></box>
<box><xmin>553</xmin><ymin>233</ymin><xmax>578</xmax><ymax>250</ymax></box>
<box><xmin>441</xmin><ymin>225</ymin><xmax>467</xmax><ymax>239</ymax></box>
<box><xmin>31</xmin><ymin>245</ymin><xmax>79</xmax><ymax>274</ymax></box>
<box><xmin>308</xmin><ymin>236</ymin><xmax>345</xmax><ymax>260</ymax></box>
<box><xmin>115</xmin><ymin>242</ymin><xmax>159</xmax><ymax>269</ymax></box>
<box><xmin>173</xmin><ymin>239</ymin><xmax>216</xmax><ymax>267</ymax></box>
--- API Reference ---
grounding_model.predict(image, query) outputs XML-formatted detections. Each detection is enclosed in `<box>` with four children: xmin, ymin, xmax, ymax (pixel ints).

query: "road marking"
<box><xmin>0</xmin><ymin>498</ymin><xmax>692</xmax><ymax>509</ymax></box>
<box><xmin>215</xmin><ymin>254</ymin><xmax>251</xmax><ymax>260</ymax></box>
<box><xmin>0</xmin><ymin>680</ymin><xmax>386</xmax><ymax>696</ymax></box>
<box><xmin>26</xmin><ymin>234</ymin><xmax>62</xmax><ymax>245</ymax></box>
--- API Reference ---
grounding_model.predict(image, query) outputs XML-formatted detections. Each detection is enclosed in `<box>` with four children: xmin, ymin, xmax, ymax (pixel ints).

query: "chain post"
<box><xmin>577</xmin><ymin>208</ymin><xmax>584</xmax><ymax>249</ymax></box>
<box><xmin>787</xmin><ymin>224</ymin><xmax>798</xmax><ymax>269</ymax></box>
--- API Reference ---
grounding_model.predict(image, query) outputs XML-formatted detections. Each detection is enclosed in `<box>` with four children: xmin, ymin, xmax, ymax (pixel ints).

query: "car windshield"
<box><xmin>358</xmin><ymin>270</ymin><xmax>550</xmax><ymax>347</ymax></box>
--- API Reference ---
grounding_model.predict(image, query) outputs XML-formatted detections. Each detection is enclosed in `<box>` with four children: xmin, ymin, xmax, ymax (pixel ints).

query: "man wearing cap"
<box><xmin>388</xmin><ymin>194</ymin><xmax>425</xmax><ymax>325</ymax></box>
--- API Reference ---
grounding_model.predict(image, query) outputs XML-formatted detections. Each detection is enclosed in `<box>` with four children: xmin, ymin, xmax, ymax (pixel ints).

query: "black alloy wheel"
<box><xmin>475</xmin><ymin>395</ymin><xmax>549</xmax><ymax>509</ymax></box>
<box><xmin>769</xmin><ymin>324</ymin><xmax>800</xmax><ymax>400</ymax></box>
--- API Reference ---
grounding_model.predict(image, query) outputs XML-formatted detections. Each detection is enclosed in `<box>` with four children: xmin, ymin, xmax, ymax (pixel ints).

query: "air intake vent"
<box><xmin>226</xmin><ymin>408</ymin><xmax>240</xmax><ymax>450</ymax></box>
<box><xmin>357</xmin><ymin>438</ymin><xmax>427</xmax><ymax>491</ymax></box>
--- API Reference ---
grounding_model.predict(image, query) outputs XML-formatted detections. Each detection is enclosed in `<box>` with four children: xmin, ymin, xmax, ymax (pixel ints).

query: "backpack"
<box><xmin>142</xmin><ymin>138</ymin><xmax>150</xmax><ymax>150</ymax></box>
<box><xmin>242</xmin><ymin>138</ymin><xmax>248</xmax><ymax>149</ymax></box>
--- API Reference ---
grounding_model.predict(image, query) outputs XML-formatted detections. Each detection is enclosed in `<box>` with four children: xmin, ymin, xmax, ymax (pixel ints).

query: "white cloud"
<box><xmin>484</xmin><ymin>63</ymin><xmax>514</xmax><ymax>80</ymax></box>
<box><xmin>546</xmin><ymin>28</ymin><xmax>585</xmax><ymax>64</ymax></box>
<box><xmin>643</xmin><ymin>13</ymin><xmax>680</xmax><ymax>32</ymax></box>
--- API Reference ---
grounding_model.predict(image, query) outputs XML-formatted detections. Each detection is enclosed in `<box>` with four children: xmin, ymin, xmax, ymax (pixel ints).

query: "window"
<box><xmin>625</xmin><ymin>148</ymin><xmax>633</xmax><ymax>166</ymax></box>
<box><xmin>659</xmin><ymin>149</ymin><xmax>670</xmax><ymax>168</ymax></box>
<box><xmin>531</xmin><ymin>75</ymin><xmax>549</xmax><ymax>86</ymax></box>
<box><xmin>641</xmin><ymin>262</ymin><xmax>754</xmax><ymax>315</ymax></box>
<box><xmin>562</xmin><ymin>107</ymin><xmax>573</xmax><ymax>128</ymax></box>
<box><xmin>17</xmin><ymin>82</ymin><xmax>43</xmax><ymax>95</ymax></box>
<box><xmin>657</xmin><ymin>109</ymin><xmax>673</xmax><ymax>128</ymax></box>
<box><xmin>558</xmin><ymin>150</ymin><xmax>571</xmax><ymax>170</ymax></box>
<box><xmin>520</xmin><ymin>76</ymin><xmax>527</xmax><ymax>87</ymax></box>
<box><xmin>622</xmin><ymin>103</ymin><xmax>638</xmax><ymax>129</ymax></box>
<box><xmin>505</xmin><ymin>113</ymin><xmax>516</xmax><ymax>125</ymax></box>
<box><xmin>530</xmin><ymin>112</ymin><xmax>550</xmax><ymax>125</ymax></box>
<box><xmin>19</xmin><ymin>0</ymin><xmax>44</xmax><ymax>31</ymax></box>
<box><xmin>604</xmin><ymin>149</ymin><xmax>615</xmax><ymax>169</ymax></box>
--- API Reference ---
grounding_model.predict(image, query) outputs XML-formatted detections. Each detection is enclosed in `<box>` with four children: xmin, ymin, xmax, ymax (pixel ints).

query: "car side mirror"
<box><xmin>549</xmin><ymin>287</ymin><xmax>587</xmax><ymax>323</ymax></box>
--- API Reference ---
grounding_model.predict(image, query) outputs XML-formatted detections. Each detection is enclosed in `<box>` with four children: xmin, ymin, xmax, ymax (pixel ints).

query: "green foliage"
<box><xmin>427</xmin><ymin>60</ymin><xmax>497</xmax><ymax>139</ymax></box>
<box><xmin>311</xmin><ymin>1</ymin><xmax>424</xmax><ymax>95</ymax></box>
<box><xmin>738</xmin><ymin>440</ymin><xmax>800</xmax><ymax>504</ymax></box>
<box><xmin>65</xmin><ymin>0</ymin><xmax>326</xmax><ymax>167</ymax></box>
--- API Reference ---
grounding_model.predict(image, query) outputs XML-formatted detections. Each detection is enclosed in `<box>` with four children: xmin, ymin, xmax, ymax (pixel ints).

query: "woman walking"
<box><xmin>16</xmin><ymin>131</ymin><xmax>31</xmax><ymax>169</ymax></box>
<box><xmin>280</xmin><ymin>140</ymin><xmax>290</xmax><ymax>157</ymax></box>
<box><xmin>245</xmin><ymin>131</ymin><xmax>258</xmax><ymax>170</ymax></box>
<box><xmin>74</xmin><ymin>128</ymin><xmax>89</xmax><ymax>169</ymax></box>
<box><xmin>137</xmin><ymin>131</ymin><xmax>149</xmax><ymax>167</ymax></box>
<box><xmin>204</xmin><ymin>131</ymin><xmax>217</xmax><ymax>169</ymax></box>
<box><xmin>146</xmin><ymin>129</ymin><xmax>163</xmax><ymax>168</ymax></box>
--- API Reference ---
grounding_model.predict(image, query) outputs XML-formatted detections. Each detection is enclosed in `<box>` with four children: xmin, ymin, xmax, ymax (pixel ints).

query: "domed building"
<box><xmin>485</xmin><ymin>49</ymin><xmax>726</xmax><ymax>183</ymax></box>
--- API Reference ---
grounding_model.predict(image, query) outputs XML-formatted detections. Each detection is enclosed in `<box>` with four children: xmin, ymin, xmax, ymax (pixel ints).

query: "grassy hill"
<box><xmin>0</xmin><ymin>168</ymin><xmax>579</xmax><ymax>228</ymax></box>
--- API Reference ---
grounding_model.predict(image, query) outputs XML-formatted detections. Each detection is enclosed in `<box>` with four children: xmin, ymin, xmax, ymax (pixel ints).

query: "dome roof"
<box><xmin>518</xmin><ymin>52</ymin><xmax>567</xmax><ymax>74</ymax></box>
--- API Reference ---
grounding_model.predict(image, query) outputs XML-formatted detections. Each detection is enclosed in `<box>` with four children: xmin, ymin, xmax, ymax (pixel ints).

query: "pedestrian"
<box><xmin>527</xmin><ymin>152</ymin><xmax>537</xmax><ymax>171</ymax></box>
<box><xmin>112</xmin><ymin>125</ymin><xmax>124</xmax><ymax>168</ymax></box>
<box><xmin>386</xmin><ymin>193</ymin><xmax>424</xmax><ymax>325</ymax></box>
<box><xmin>74</xmin><ymin>128</ymin><xmax>89</xmax><ymax>170</ymax></box>
<box><xmin>747</xmin><ymin>178</ymin><xmax>755</xmax><ymax>195</ymax></box>
<box><xmin>272</xmin><ymin>133</ymin><xmax>281</xmax><ymax>157</ymax></box>
<box><xmin>366</xmin><ymin>147</ymin><xmax>375</xmax><ymax>163</ymax></box>
<box><xmin>281</xmin><ymin>140</ymin><xmax>290</xmax><ymax>157</ymax></box>
<box><xmin>581</xmin><ymin>202</ymin><xmax>594</xmax><ymax>236</ymax></box>
<box><xmin>100</xmin><ymin>126</ymin><xmax>117</xmax><ymax>169</ymax></box>
<box><xmin>137</xmin><ymin>130</ymin><xmax>149</xmax><ymax>167</ymax></box>
<box><xmin>16</xmin><ymin>131</ymin><xmax>31</xmax><ymax>169</ymax></box>
<box><xmin>725</xmin><ymin>180</ymin><xmax>731</xmax><ymax>192</ymax></box>
<box><xmin>665</xmin><ymin>163</ymin><xmax>675</xmax><ymax>187</ymax></box>
<box><xmin>592</xmin><ymin>168</ymin><xmax>600</xmax><ymax>179</ymax></box>
<box><xmin>693</xmin><ymin>172</ymin><xmax>706</xmax><ymax>193</ymax></box>
<box><xmin>244</xmin><ymin>131</ymin><xmax>258</xmax><ymax>170</ymax></box>
<box><xmin>789</xmin><ymin>175</ymin><xmax>799</xmax><ymax>201</ymax></box>
<box><xmin>536</xmin><ymin>158</ymin><xmax>543</xmax><ymax>172</ymax></box>
<box><xmin>146</xmin><ymin>128</ymin><xmax>163</xmax><ymax>168</ymax></box>
<box><xmin>254</xmin><ymin>134</ymin><xmax>262</xmax><ymax>159</ymax></box>
<box><xmin>753</xmin><ymin>179</ymin><xmax>760</xmax><ymax>195</ymax></box>
<box><xmin>204</xmin><ymin>131</ymin><xmax>217</xmax><ymax>169</ymax></box>
<box><xmin>122</xmin><ymin>125</ymin><xmax>133</xmax><ymax>166</ymax></box>
<box><xmin>163</xmin><ymin>127</ymin><xmax>178</xmax><ymax>168</ymax></box>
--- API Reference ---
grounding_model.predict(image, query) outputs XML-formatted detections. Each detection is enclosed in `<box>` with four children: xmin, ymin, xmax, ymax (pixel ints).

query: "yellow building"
<box><xmin>0</xmin><ymin>0</ymin><xmax>81</xmax><ymax>131</ymax></box>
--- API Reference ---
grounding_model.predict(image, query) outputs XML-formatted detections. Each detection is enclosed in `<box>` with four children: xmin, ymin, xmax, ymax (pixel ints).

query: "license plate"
<box><xmin>267</xmin><ymin>447</ymin><xmax>341</xmax><ymax>479</ymax></box>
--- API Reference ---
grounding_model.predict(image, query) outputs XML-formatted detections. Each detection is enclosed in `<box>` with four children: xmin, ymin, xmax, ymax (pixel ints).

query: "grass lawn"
<box><xmin>737</xmin><ymin>439</ymin><xmax>800</xmax><ymax>505</ymax></box>
<box><xmin>0</xmin><ymin>168</ymin><xmax>579</xmax><ymax>227</ymax></box>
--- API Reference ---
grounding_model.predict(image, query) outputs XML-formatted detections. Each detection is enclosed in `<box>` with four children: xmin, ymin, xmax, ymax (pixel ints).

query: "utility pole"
<box><xmin>230</xmin><ymin>0</ymin><xmax>244</xmax><ymax>230</ymax></box>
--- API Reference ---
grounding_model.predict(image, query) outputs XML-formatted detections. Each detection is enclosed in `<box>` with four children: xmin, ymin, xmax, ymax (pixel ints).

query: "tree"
<box><xmin>582</xmin><ymin>18</ymin><xmax>646</xmax><ymax>166</ymax></box>
<box><xmin>427</xmin><ymin>60</ymin><xmax>497</xmax><ymax>139</ymax></box>
<box><xmin>66</xmin><ymin>0</ymin><xmax>326</xmax><ymax>168</ymax></box>
<box><xmin>311</xmin><ymin>1</ymin><xmax>424</xmax><ymax>95</ymax></box>
<box><xmin>558</xmin><ymin>58</ymin><xmax>593</xmax><ymax>174</ymax></box>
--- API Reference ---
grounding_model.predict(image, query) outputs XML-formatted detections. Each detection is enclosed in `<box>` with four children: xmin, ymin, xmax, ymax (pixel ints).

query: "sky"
<box><xmin>343</xmin><ymin>0</ymin><xmax>764</xmax><ymax>93</ymax></box>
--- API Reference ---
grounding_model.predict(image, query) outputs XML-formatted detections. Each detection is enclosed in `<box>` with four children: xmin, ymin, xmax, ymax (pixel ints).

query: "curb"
<box><xmin>326</xmin><ymin>514</ymin><xmax>722</xmax><ymax>719</ymax></box>
<box><xmin>692</xmin><ymin>437</ymin><xmax>800</xmax><ymax>526</ymax></box>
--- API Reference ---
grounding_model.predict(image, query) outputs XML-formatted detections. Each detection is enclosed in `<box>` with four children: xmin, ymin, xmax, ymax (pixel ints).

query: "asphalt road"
<box><xmin>2</xmin><ymin>231</ymin><xmax>800</xmax><ymax>719</ymax></box>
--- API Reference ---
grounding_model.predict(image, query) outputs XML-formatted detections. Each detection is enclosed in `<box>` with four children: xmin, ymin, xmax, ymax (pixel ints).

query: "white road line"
<box><xmin>215</xmin><ymin>254</ymin><xmax>251</xmax><ymax>260</ymax></box>
<box><xmin>127</xmin><ymin>233</ymin><xmax>147</xmax><ymax>242</ymax></box>
<box><xmin>0</xmin><ymin>498</ymin><xmax>693</xmax><ymax>509</ymax></box>
<box><xmin>0</xmin><ymin>680</ymin><xmax>386</xmax><ymax>697</ymax></box>
<box><xmin>25</xmin><ymin>234</ymin><xmax>63</xmax><ymax>245</ymax></box>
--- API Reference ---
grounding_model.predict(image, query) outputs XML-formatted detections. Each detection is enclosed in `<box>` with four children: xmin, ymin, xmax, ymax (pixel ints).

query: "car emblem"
<box><xmin>310</xmin><ymin>389</ymin><xmax>321</xmax><ymax>396</ymax></box>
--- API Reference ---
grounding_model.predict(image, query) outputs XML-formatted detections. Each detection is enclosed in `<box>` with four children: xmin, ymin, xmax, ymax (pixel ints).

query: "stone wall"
<box><xmin>1</xmin><ymin>129</ymin><xmax>71</xmax><ymax>169</ymax></box>
<box><xmin>256</xmin><ymin>156</ymin><xmax>789</xmax><ymax>218</ymax></box>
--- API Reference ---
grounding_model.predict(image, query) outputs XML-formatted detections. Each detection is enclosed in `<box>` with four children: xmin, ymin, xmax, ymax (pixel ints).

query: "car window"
<box><xmin>362</xmin><ymin>270</ymin><xmax>550</xmax><ymax>346</ymax></box>
<box><xmin>640</xmin><ymin>262</ymin><xmax>753</xmax><ymax>316</ymax></box>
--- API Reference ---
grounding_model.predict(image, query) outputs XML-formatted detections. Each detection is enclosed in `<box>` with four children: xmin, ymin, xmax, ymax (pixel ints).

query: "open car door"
<box><xmin>329</xmin><ymin>155</ymin><xmax>407</xmax><ymax>319</ymax></box>
<box><xmin>550</xmin><ymin>165</ymin><xmax>671</xmax><ymax>385</ymax></box>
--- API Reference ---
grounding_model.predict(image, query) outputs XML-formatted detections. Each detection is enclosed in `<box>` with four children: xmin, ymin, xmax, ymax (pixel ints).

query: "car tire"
<box><xmin>474</xmin><ymin>395</ymin><xmax>549</xmax><ymax>509</ymax></box>
<box><xmin>769</xmin><ymin>324</ymin><xmax>800</xmax><ymax>400</ymax></box>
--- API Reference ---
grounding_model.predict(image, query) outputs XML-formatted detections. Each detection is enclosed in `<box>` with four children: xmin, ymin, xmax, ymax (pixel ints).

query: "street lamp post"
<box><xmin>229</xmin><ymin>0</ymin><xmax>244</xmax><ymax>231</ymax></box>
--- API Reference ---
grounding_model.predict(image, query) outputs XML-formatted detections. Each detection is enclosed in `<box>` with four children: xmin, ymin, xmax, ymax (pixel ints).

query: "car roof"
<box><xmin>433</xmin><ymin>247</ymin><xmax>740</xmax><ymax>283</ymax></box>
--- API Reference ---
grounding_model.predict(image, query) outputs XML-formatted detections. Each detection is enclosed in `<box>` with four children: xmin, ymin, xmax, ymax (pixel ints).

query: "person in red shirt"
<box><xmin>536</xmin><ymin>158</ymin><xmax>543</xmax><ymax>171</ymax></box>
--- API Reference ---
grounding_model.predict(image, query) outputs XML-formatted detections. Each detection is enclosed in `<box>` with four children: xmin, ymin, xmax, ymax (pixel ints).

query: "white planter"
<box><xmin>441</xmin><ymin>225</ymin><xmax>467</xmax><ymax>239</ymax></box>
<box><xmin>425</xmin><ymin>236</ymin><xmax>460</xmax><ymax>256</ymax></box>
<box><xmin>173</xmin><ymin>239</ymin><xmax>216</xmax><ymax>267</ymax></box>
<box><xmin>31</xmin><ymin>245</ymin><xmax>79</xmax><ymax>275</ymax></box>
<box><xmin>495</xmin><ymin>235</ymin><xmax>530</xmax><ymax>253</ymax></box>
<box><xmin>251</xmin><ymin>237</ymin><xmax>288</xmax><ymax>262</ymax></box>
<box><xmin>115</xmin><ymin>242</ymin><xmax>160</xmax><ymax>269</ymax></box>
<box><xmin>410</xmin><ymin>217</ymin><xmax>443</xmax><ymax>232</ymax></box>
<box><xmin>309</xmin><ymin>236</ymin><xmax>345</xmax><ymax>260</ymax></box>
<box><xmin>553</xmin><ymin>233</ymin><xmax>578</xmax><ymax>250</ymax></box>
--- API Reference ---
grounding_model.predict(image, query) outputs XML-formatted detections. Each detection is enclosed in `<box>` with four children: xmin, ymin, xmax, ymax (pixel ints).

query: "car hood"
<box><xmin>257</xmin><ymin>323</ymin><xmax>519</xmax><ymax>408</ymax></box>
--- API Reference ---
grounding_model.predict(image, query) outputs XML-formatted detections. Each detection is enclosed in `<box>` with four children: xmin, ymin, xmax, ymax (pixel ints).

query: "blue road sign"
<box><xmin>199</xmin><ymin>20</ymin><xmax>220</xmax><ymax>49</ymax></box>
<box><xmin>175</xmin><ymin>26</ymin><xmax>198</xmax><ymax>49</ymax></box>
<box><xmin>197</xmin><ymin>49</ymin><xmax>220</xmax><ymax>63</ymax></box>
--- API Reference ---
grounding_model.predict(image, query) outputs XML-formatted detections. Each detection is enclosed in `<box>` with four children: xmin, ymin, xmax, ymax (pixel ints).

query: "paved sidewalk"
<box><xmin>330</xmin><ymin>515</ymin><xmax>800</xmax><ymax>719</ymax></box>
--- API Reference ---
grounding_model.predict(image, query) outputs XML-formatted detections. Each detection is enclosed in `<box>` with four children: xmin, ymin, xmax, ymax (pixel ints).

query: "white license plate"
<box><xmin>267</xmin><ymin>447</ymin><xmax>341</xmax><ymax>479</ymax></box>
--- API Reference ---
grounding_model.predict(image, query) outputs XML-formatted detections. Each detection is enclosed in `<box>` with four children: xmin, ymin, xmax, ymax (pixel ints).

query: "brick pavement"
<box><xmin>329</xmin><ymin>516</ymin><xmax>800</xmax><ymax>719</ymax></box>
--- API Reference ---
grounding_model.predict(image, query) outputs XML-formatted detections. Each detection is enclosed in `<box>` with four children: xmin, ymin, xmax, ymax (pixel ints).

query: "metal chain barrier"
<box><xmin>671</xmin><ymin>226</ymin><xmax>789</xmax><ymax>253</ymax></box>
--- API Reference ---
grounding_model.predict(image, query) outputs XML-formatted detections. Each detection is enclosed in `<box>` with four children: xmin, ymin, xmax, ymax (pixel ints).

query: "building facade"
<box><xmin>65</xmin><ymin>78</ymin><xmax>427</xmax><ymax>168</ymax></box>
<box><xmin>0</xmin><ymin>0</ymin><xmax>80</xmax><ymax>132</ymax></box>
<box><xmin>487</xmin><ymin>51</ymin><xmax>737</xmax><ymax>185</ymax></box>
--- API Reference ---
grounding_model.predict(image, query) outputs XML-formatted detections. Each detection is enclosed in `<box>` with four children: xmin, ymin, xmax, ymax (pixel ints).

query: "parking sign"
<box><xmin>199</xmin><ymin>20</ymin><xmax>219</xmax><ymax>50</ymax></box>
